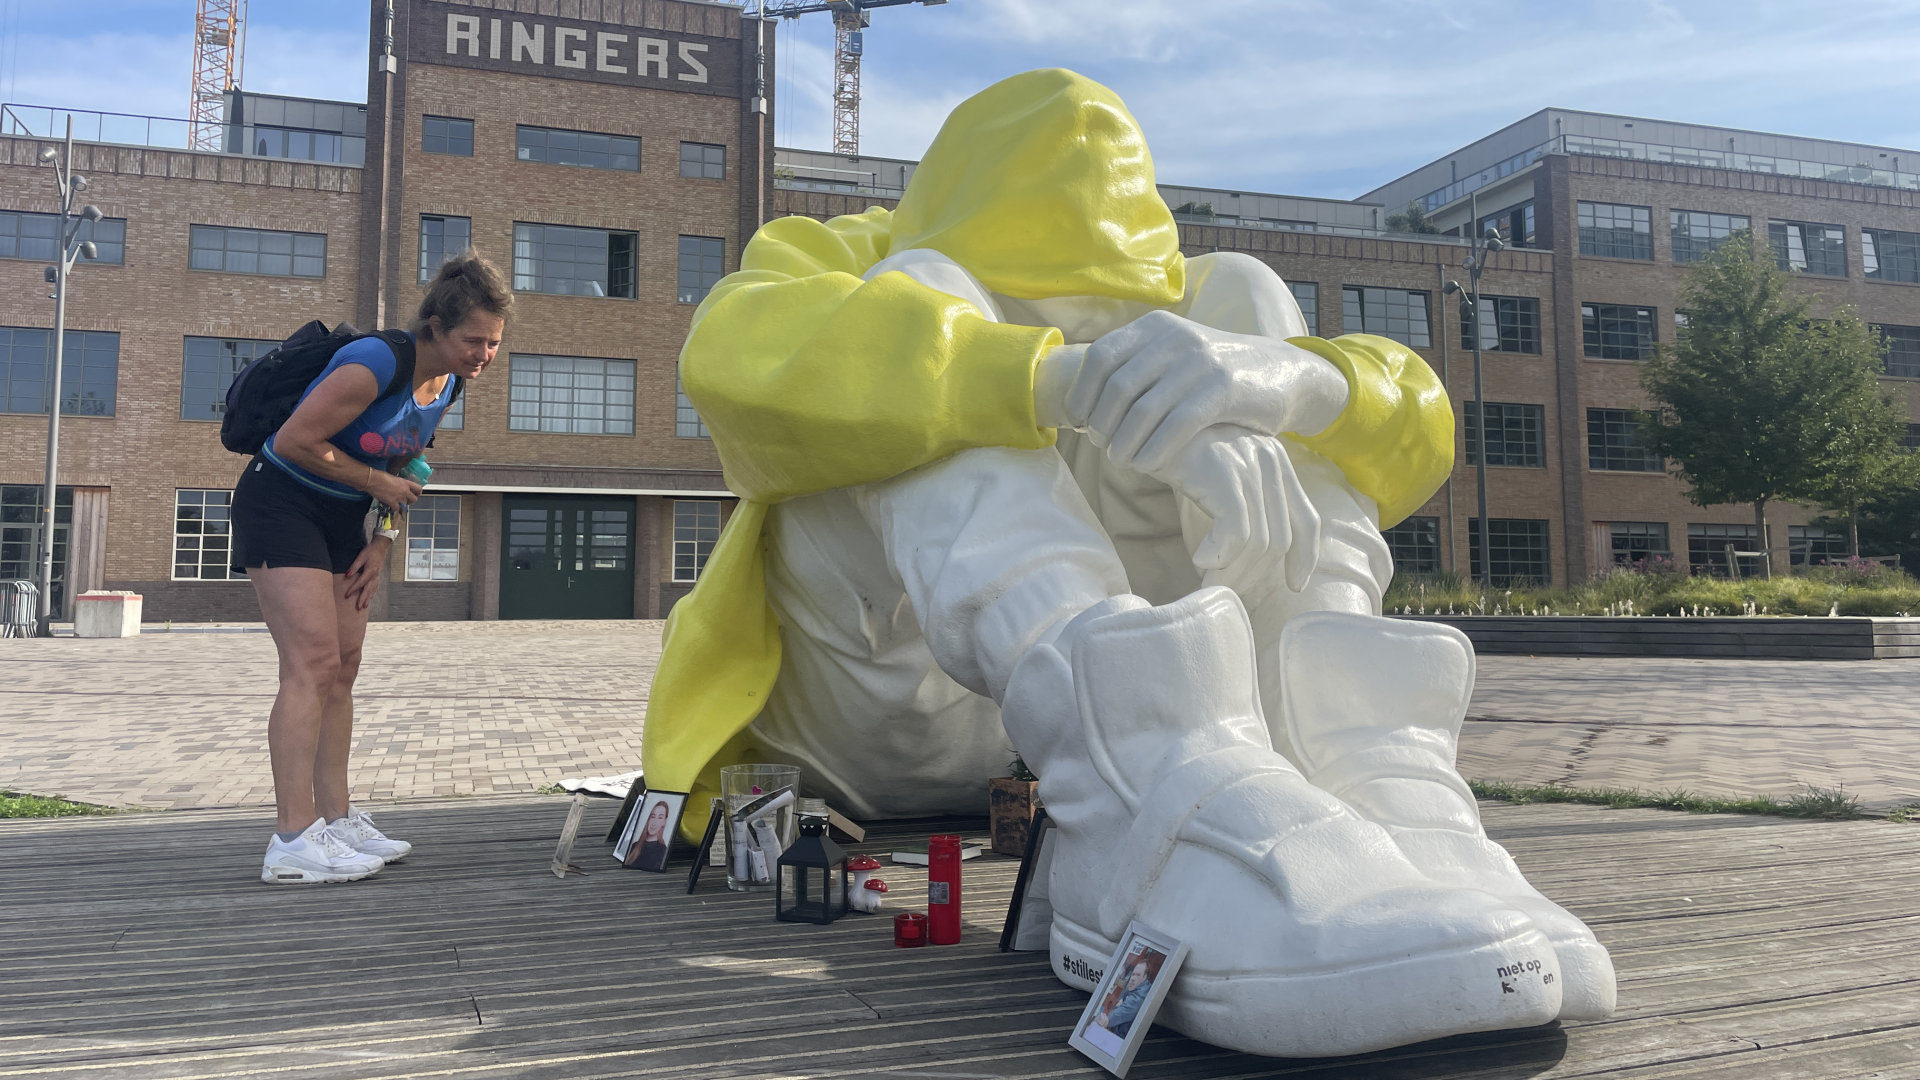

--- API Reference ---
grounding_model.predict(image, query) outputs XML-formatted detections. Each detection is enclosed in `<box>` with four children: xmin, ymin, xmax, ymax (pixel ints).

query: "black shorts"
<box><xmin>229</xmin><ymin>456</ymin><xmax>375</xmax><ymax>575</ymax></box>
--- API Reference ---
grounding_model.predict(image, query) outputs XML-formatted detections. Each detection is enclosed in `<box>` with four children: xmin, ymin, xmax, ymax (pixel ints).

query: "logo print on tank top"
<box><xmin>359</xmin><ymin>431</ymin><xmax>386</xmax><ymax>454</ymax></box>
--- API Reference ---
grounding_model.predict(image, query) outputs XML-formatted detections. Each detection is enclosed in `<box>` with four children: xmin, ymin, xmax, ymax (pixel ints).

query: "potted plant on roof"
<box><xmin>988</xmin><ymin>754</ymin><xmax>1040</xmax><ymax>857</ymax></box>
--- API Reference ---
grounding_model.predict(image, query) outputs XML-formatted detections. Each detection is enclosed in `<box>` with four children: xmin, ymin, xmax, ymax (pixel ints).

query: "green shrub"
<box><xmin>1387</xmin><ymin>562</ymin><xmax>1920</xmax><ymax>618</ymax></box>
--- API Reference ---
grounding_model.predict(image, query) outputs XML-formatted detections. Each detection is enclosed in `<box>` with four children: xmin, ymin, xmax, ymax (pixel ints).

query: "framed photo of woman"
<box><xmin>613</xmin><ymin>790</ymin><xmax>687</xmax><ymax>872</ymax></box>
<box><xmin>1068</xmin><ymin>921</ymin><xmax>1190</xmax><ymax>1078</ymax></box>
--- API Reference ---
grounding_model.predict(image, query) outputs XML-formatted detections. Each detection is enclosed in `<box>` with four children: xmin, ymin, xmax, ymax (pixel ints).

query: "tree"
<box><xmin>1638</xmin><ymin>229</ymin><xmax>1899</xmax><ymax>577</ymax></box>
<box><xmin>1803</xmin><ymin>428</ymin><xmax>1920</xmax><ymax>557</ymax></box>
<box><xmin>1384</xmin><ymin>201</ymin><xmax>1439</xmax><ymax>234</ymax></box>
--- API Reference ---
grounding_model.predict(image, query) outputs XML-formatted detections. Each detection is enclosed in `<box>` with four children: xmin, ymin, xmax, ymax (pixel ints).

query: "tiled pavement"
<box><xmin>3</xmin><ymin>623</ymin><xmax>1918</xmax><ymax>811</ymax></box>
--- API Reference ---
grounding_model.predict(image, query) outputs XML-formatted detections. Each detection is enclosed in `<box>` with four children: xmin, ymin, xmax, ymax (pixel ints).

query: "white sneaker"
<box><xmin>262</xmin><ymin>817</ymin><xmax>385</xmax><ymax>884</ymax></box>
<box><xmin>337</xmin><ymin>806</ymin><xmax>412</xmax><ymax>863</ymax></box>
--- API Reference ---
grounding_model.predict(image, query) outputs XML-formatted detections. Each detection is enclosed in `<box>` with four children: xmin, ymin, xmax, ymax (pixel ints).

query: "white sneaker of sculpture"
<box><xmin>1002</xmin><ymin>586</ymin><xmax>1564</xmax><ymax>1058</ymax></box>
<box><xmin>1274</xmin><ymin>611</ymin><xmax>1618</xmax><ymax>1021</ymax></box>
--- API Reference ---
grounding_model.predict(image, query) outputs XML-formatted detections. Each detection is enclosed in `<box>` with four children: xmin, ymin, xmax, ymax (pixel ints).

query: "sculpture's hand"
<box><xmin>1067</xmin><ymin>310</ymin><xmax>1349</xmax><ymax>475</ymax></box>
<box><xmin>1154</xmin><ymin>425</ymin><xmax>1322</xmax><ymax>592</ymax></box>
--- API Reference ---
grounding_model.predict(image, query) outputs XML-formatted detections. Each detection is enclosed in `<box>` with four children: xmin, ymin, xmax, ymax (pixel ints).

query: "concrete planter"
<box><xmin>987</xmin><ymin>777</ymin><xmax>1039</xmax><ymax>857</ymax></box>
<box><xmin>1396</xmin><ymin>614</ymin><xmax>1920</xmax><ymax>660</ymax></box>
<box><xmin>75</xmin><ymin>591</ymin><xmax>142</xmax><ymax>638</ymax></box>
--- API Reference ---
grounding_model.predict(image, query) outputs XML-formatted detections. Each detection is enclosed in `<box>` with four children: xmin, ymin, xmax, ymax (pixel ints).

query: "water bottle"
<box><xmin>402</xmin><ymin>457</ymin><xmax>432</xmax><ymax>486</ymax></box>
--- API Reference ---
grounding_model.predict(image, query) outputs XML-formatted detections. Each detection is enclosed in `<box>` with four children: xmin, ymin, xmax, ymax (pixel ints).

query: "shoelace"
<box><xmin>349</xmin><ymin>814</ymin><xmax>387</xmax><ymax>841</ymax></box>
<box><xmin>316</xmin><ymin>826</ymin><xmax>360</xmax><ymax>860</ymax></box>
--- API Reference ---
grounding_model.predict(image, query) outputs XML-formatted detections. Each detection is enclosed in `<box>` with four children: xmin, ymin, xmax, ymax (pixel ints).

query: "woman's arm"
<box><xmin>274</xmin><ymin>365</ymin><xmax>423</xmax><ymax>509</ymax></box>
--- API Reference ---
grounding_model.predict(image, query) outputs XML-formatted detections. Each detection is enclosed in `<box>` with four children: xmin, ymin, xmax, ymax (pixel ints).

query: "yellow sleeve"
<box><xmin>1286</xmin><ymin>334</ymin><xmax>1454</xmax><ymax>528</ymax></box>
<box><xmin>681</xmin><ymin>211</ymin><xmax>1063</xmax><ymax>504</ymax></box>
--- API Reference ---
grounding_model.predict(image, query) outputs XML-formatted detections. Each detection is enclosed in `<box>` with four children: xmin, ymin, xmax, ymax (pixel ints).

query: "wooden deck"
<box><xmin>2</xmin><ymin>796</ymin><xmax>1917</xmax><ymax>1079</ymax></box>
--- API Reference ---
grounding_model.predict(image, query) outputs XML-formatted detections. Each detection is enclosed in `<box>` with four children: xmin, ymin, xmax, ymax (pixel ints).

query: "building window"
<box><xmin>419</xmin><ymin>215</ymin><xmax>471</xmax><ymax>283</ymax></box>
<box><xmin>0</xmin><ymin>211</ymin><xmax>126</xmax><ymax>265</ymax></box>
<box><xmin>1864</xmin><ymin>228</ymin><xmax>1920</xmax><ymax>284</ymax></box>
<box><xmin>1586</xmin><ymin>408</ymin><xmax>1663</xmax><ymax>472</ymax></box>
<box><xmin>422</xmin><ymin>115</ymin><xmax>474</xmax><ymax>156</ymax></box>
<box><xmin>678</xmin><ymin>236</ymin><xmax>725</xmax><ymax>304</ymax></box>
<box><xmin>1769</xmin><ymin>220</ymin><xmax>1846</xmax><ymax>277</ymax></box>
<box><xmin>1788</xmin><ymin>525</ymin><xmax>1847</xmax><ymax>567</ymax></box>
<box><xmin>1688</xmin><ymin>523</ymin><xmax>1762</xmax><ymax>578</ymax></box>
<box><xmin>1342</xmin><ymin>286</ymin><xmax>1431</xmax><ymax>347</ymax></box>
<box><xmin>512</xmin><ymin>223</ymin><xmax>637</xmax><ymax>298</ymax></box>
<box><xmin>1478</xmin><ymin>202</ymin><xmax>1535</xmax><ymax>248</ymax></box>
<box><xmin>1288</xmin><ymin>281</ymin><xmax>1318</xmax><ymax>336</ymax></box>
<box><xmin>1461</xmin><ymin>296</ymin><xmax>1541</xmax><ymax>354</ymax></box>
<box><xmin>1383</xmin><ymin>515</ymin><xmax>1439</xmax><ymax>576</ymax></box>
<box><xmin>676</xmin><ymin>377</ymin><xmax>709</xmax><ymax>438</ymax></box>
<box><xmin>673</xmin><ymin>500</ymin><xmax>722</xmax><ymax>583</ymax></box>
<box><xmin>174</xmin><ymin>490</ymin><xmax>241</xmax><ymax>580</ymax></box>
<box><xmin>507</xmin><ymin>354</ymin><xmax>635</xmax><ymax>435</ymax></box>
<box><xmin>1582</xmin><ymin>304</ymin><xmax>1657</xmax><ymax>360</ymax></box>
<box><xmin>680</xmin><ymin>141</ymin><xmax>726</xmax><ymax>179</ymax></box>
<box><xmin>1</xmin><ymin>327</ymin><xmax>118</xmax><ymax>416</ymax></box>
<box><xmin>1</xmin><ymin>485</ymin><xmax>70</xmax><ymax>613</ymax></box>
<box><xmin>1578</xmin><ymin>201</ymin><xmax>1652</xmax><ymax>260</ymax></box>
<box><xmin>1609</xmin><ymin>522</ymin><xmax>1670</xmax><ymax>566</ymax></box>
<box><xmin>515</xmin><ymin>125</ymin><xmax>639</xmax><ymax>171</ymax></box>
<box><xmin>405</xmin><ymin>494</ymin><xmax>461</xmax><ymax>581</ymax></box>
<box><xmin>181</xmin><ymin>336</ymin><xmax>275</xmax><ymax>421</ymax></box>
<box><xmin>1899</xmin><ymin>423</ymin><xmax>1920</xmax><ymax>449</ymax></box>
<box><xmin>1878</xmin><ymin>325</ymin><xmax>1920</xmax><ymax>378</ymax></box>
<box><xmin>1468</xmin><ymin>518</ymin><xmax>1550</xmax><ymax>586</ymax></box>
<box><xmin>189</xmin><ymin>225</ymin><xmax>325</xmax><ymax>278</ymax></box>
<box><xmin>439</xmin><ymin>393</ymin><xmax>464</xmax><ymax>431</ymax></box>
<box><xmin>1670</xmin><ymin>210</ymin><xmax>1749</xmax><ymax>264</ymax></box>
<box><xmin>1462</xmin><ymin>402</ymin><xmax>1544</xmax><ymax>468</ymax></box>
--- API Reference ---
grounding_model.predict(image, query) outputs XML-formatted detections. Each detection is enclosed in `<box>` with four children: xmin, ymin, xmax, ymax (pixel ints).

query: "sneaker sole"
<box><xmin>260</xmin><ymin>863</ymin><xmax>382</xmax><ymax>884</ymax></box>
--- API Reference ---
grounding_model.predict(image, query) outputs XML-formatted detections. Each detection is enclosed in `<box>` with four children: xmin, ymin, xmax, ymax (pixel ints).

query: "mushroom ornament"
<box><xmin>848</xmin><ymin>855</ymin><xmax>886</xmax><ymax>913</ymax></box>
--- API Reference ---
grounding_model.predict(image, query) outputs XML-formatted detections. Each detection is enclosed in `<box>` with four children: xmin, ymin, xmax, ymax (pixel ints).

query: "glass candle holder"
<box><xmin>721</xmin><ymin>763</ymin><xmax>802</xmax><ymax>892</ymax></box>
<box><xmin>894</xmin><ymin>911</ymin><xmax>928</xmax><ymax>948</ymax></box>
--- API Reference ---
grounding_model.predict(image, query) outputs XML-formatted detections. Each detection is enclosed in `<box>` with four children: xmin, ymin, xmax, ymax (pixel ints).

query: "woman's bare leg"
<box><xmin>249</xmin><ymin>566</ymin><xmax>345</xmax><ymax>832</ymax></box>
<box><xmin>313</xmin><ymin>573</ymin><xmax>372</xmax><ymax>822</ymax></box>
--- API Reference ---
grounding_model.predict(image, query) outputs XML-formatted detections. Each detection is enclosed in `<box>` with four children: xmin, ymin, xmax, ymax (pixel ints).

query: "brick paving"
<box><xmin>3</xmin><ymin>623</ymin><xmax>1918</xmax><ymax>811</ymax></box>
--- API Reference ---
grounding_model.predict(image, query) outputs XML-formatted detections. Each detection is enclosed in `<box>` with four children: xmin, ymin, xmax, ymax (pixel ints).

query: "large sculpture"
<box><xmin>644</xmin><ymin>68</ymin><xmax>1614</xmax><ymax>1057</ymax></box>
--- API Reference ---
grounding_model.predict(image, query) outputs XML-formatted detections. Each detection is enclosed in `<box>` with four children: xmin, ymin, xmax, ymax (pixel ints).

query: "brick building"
<box><xmin>1</xmin><ymin>0</ymin><xmax>770</xmax><ymax>622</ymax></box>
<box><xmin>5</xmin><ymin>33</ymin><xmax>1918</xmax><ymax>623</ymax></box>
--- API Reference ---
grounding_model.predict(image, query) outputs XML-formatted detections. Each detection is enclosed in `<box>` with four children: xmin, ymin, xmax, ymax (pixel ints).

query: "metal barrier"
<box><xmin>1</xmin><ymin>580</ymin><xmax>38</xmax><ymax>638</ymax></box>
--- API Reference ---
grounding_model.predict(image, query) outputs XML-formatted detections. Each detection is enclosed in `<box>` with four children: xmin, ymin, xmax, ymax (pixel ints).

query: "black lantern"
<box><xmin>775</xmin><ymin>813</ymin><xmax>850</xmax><ymax>924</ymax></box>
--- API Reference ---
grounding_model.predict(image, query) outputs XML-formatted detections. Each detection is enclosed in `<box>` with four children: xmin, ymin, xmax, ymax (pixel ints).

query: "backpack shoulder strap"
<box><xmin>374</xmin><ymin>329</ymin><xmax>416</xmax><ymax>402</ymax></box>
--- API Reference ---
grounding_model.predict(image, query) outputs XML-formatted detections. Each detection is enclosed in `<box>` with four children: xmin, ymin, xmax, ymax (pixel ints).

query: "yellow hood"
<box><xmin>889</xmin><ymin>68</ymin><xmax>1185</xmax><ymax>306</ymax></box>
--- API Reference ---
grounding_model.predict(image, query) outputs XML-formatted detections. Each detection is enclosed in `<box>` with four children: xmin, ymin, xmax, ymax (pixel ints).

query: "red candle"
<box><xmin>927</xmin><ymin>834</ymin><xmax>962</xmax><ymax>945</ymax></box>
<box><xmin>893</xmin><ymin>911</ymin><xmax>927</xmax><ymax>948</ymax></box>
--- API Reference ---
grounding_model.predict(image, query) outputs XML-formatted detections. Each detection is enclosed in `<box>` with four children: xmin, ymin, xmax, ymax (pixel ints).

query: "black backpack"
<box><xmin>219</xmin><ymin>321</ymin><xmax>463</xmax><ymax>455</ymax></box>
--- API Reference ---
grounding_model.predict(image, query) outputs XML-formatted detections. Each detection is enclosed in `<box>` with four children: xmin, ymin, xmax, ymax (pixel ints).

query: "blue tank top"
<box><xmin>262</xmin><ymin>333</ymin><xmax>453</xmax><ymax>500</ymax></box>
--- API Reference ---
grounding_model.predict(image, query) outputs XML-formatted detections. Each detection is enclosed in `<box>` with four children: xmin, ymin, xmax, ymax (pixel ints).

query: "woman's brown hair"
<box><xmin>410</xmin><ymin>249</ymin><xmax>512</xmax><ymax>339</ymax></box>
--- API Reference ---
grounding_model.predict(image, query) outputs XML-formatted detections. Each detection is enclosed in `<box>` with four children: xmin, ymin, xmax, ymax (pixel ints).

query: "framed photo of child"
<box><xmin>613</xmin><ymin>790</ymin><xmax>687</xmax><ymax>872</ymax></box>
<box><xmin>1067</xmin><ymin>921</ymin><xmax>1190</xmax><ymax>1078</ymax></box>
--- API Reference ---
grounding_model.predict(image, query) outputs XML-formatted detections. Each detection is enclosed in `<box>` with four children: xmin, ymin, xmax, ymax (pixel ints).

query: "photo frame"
<box><xmin>1067</xmin><ymin>921</ymin><xmax>1191</xmax><ymax>1078</ymax></box>
<box><xmin>686</xmin><ymin>797</ymin><xmax>726</xmax><ymax>893</ymax></box>
<box><xmin>613</xmin><ymin>790</ymin><xmax>688</xmax><ymax>872</ymax></box>
<box><xmin>1000</xmin><ymin>806</ymin><xmax>1056</xmax><ymax>952</ymax></box>
<box><xmin>550</xmin><ymin>792</ymin><xmax>590</xmax><ymax>879</ymax></box>
<box><xmin>604</xmin><ymin>780</ymin><xmax>645</xmax><ymax>843</ymax></box>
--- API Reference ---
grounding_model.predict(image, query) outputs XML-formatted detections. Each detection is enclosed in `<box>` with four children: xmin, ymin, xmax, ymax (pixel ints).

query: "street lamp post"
<box><xmin>1443</xmin><ymin>190</ymin><xmax>1506</xmax><ymax>588</ymax></box>
<box><xmin>33</xmin><ymin>117</ymin><xmax>103</xmax><ymax>636</ymax></box>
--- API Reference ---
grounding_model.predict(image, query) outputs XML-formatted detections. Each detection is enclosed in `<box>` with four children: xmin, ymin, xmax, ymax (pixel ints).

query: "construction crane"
<box><xmin>189</xmin><ymin>0</ymin><xmax>247</xmax><ymax>152</ymax></box>
<box><xmin>757</xmin><ymin>0</ymin><xmax>949</xmax><ymax>156</ymax></box>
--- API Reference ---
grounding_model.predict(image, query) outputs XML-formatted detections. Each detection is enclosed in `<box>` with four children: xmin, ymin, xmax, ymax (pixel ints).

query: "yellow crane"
<box><xmin>189</xmin><ymin>0</ymin><xmax>246</xmax><ymax>151</ymax></box>
<box><xmin>758</xmin><ymin>0</ymin><xmax>950</xmax><ymax>156</ymax></box>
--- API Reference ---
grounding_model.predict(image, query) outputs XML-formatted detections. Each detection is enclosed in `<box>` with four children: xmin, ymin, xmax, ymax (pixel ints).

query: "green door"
<box><xmin>499</xmin><ymin>496</ymin><xmax>635</xmax><ymax>619</ymax></box>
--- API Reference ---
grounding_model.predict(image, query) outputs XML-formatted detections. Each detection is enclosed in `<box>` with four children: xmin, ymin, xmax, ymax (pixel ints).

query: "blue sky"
<box><xmin>5</xmin><ymin>0</ymin><xmax>1920</xmax><ymax>200</ymax></box>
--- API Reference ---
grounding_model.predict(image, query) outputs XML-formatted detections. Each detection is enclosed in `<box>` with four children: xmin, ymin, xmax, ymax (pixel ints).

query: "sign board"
<box><xmin>409</xmin><ymin>0</ymin><xmax>742</xmax><ymax>97</ymax></box>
